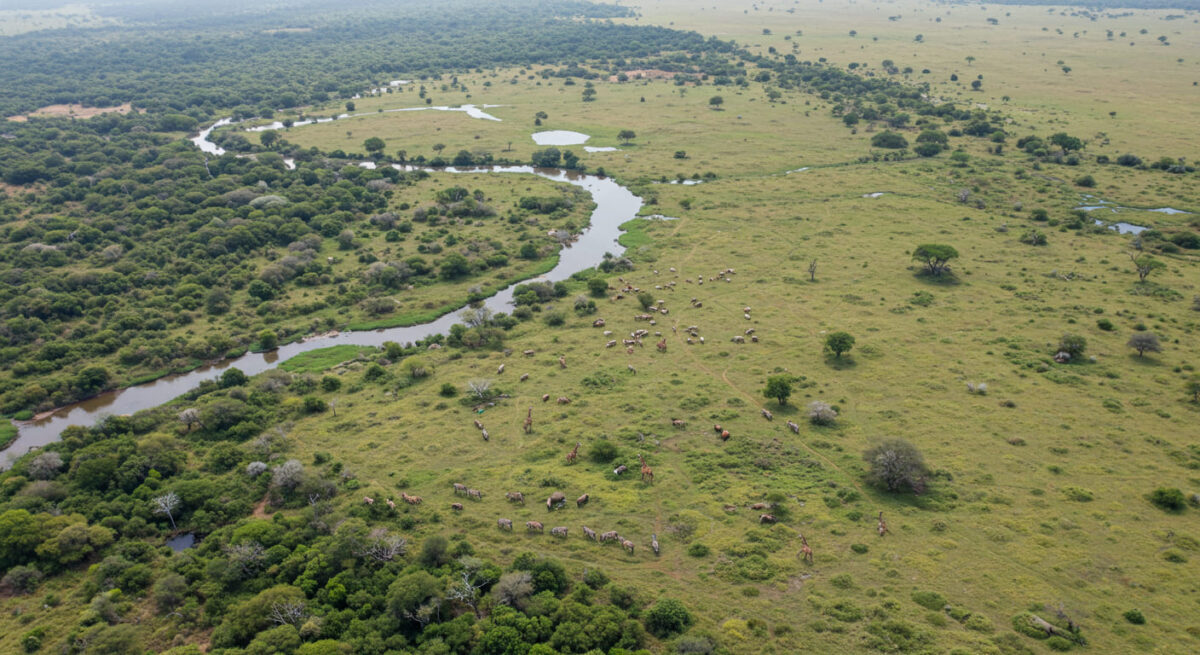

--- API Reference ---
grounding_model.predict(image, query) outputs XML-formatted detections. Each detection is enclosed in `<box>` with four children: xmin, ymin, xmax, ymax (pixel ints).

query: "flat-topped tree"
<box><xmin>617</xmin><ymin>129</ymin><xmax>636</xmax><ymax>144</ymax></box>
<box><xmin>1128</xmin><ymin>253</ymin><xmax>1165</xmax><ymax>282</ymax></box>
<box><xmin>1128</xmin><ymin>332</ymin><xmax>1161</xmax><ymax>357</ymax></box>
<box><xmin>912</xmin><ymin>244</ymin><xmax>958</xmax><ymax>276</ymax></box>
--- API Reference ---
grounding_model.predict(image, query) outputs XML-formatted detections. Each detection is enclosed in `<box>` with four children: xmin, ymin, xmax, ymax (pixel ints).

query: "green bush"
<box><xmin>439</xmin><ymin>383</ymin><xmax>457</xmax><ymax>397</ymax></box>
<box><xmin>850</xmin><ymin>543</ymin><xmax>869</xmax><ymax>554</ymax></box>
<box><xmin>1096</xmin><ymin>318</ymin><xmax>1114</xmax><ymax>331</ymax></box>
<box><xmin>686</xmin><ymin>543</ymin><xmax>710</xmax><ymax>558</ymax></box>
<box><xmin>1123</xmin><ymin>609</ymin><xmax>1145</xmax><ymax>625</ymax></box>
<box><xmin>825</xmin><ymin>600</ymin><xmax>864</xmax><ymax>623</ymax></box>
<box><xmin>1148</xmin><ymin>487</ymin><xmax>1186</xmax><ymax>511</ymax></box>
<box><xmin>964</xmin><ymin>614</ymin><xmax>993</xmax><ymax>633</ymax></box>
<box><xmin>588</xmin><ymin>440</ymin><xmax>619</xmax><ymax>463</ymax></box>
<box><xmin>911</xmin><ymin>590</ymin><xmax>946</xmax><ymax>611</ymax></box>
<box><xmin>644</xmin><ymin>598</ymin><xmax>692</xmax><ymax>637</ymax></box>
<box><xmin>1046</xmin><ymin>636</ymin><xmax>1075</xmax><ymax>651</ymax></box>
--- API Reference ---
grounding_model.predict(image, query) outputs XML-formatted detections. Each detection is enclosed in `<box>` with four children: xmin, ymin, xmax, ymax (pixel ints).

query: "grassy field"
<box><xmin>2</xmin><ymin>1</ymin><xmax>1199</xmax><ymax>653</ymax></box>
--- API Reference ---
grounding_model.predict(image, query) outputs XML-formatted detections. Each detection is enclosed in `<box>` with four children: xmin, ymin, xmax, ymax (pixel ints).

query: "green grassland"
<box><xmin>2</xmin><ymin>1</ymin><xmax>1200</xmax><ymax>653</ymax></box>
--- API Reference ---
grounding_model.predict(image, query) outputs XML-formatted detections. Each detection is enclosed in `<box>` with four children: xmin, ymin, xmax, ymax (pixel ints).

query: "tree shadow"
<box><xmin>912</xmin><ymin>270</ymin><xmax>961</xmax><ymax>286</ymax></box>
<box><xmin>824</xmin><ymin>355</ymin><xmax>857</xmax><ymax>370</ymax></box>
<box><xmin>1127</xmin><ymin>353</ymin><xmax>1164</xmax><ymax>367</ymax></box>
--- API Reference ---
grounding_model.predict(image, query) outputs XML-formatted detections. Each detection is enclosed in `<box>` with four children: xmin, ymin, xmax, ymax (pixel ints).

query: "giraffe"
<box><xmin>639</xmin><ymin>453</ymin><xmax>654</xmax><ymax>484</ymax></box>
<box><xmin>798</xmin><ymin>533</ymin><xmax>813</xmax><ymax>564</ymax></box>
<box><xmin>565</xmin><ymin>442</ymin><xmax>580</xmax><ymax>465</ymax></box>
<box><xmin>523</xmin><ymin>407</ymin><xmax>533</xmax><ymax>434</ymax></box>
<box><xmin>877</xmin><ymin>511</ymin><xmax>889</xmax><ymax>537</ymax></box>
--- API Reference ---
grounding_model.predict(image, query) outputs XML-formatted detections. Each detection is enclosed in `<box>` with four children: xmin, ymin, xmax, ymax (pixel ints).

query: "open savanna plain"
<box><xmin>2</xmin><ymin>1</ymin><xmax>1200</xmax><ymax>654</ymax></box>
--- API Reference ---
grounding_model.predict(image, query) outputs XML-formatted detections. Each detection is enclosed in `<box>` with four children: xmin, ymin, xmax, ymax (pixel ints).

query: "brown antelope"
<box><xmin>593</xmin><ymin>318</ymin><xmax>606</xmax><ymax>327</ymax></box>
<box><xmin>639</xmin><ymin>454</ymin><xmax>654</xmax><ymax>484</ymax></box>
<box><xmin>672</xmin><ymin>418</ymin><xmax>686</xmax><ymax>428</ymax></box>
<box><xmin>474</xmin><ymin>419</ymin><xmax>484</xmax><ymax>430</ymax></box>
<box><xmin>722</xmin><ymin>504</ymin><xmax>738</xmax><ymax>512</ymax></box>
<box><xmin>576</xmin><ymin>493</ymin><xmax>589</xmax><ymax>508</ymax></box>
<box><xmin>651</xmin><ymin>534</ymin><xmax>660</xmax><ymax>556</ymax></box>
<box><xmin>550</xmin><ymin>526</ymin><xmax>568</xmax><ymax>538</ymax></box>
<box><xmin>526</xmin><ymin>521</ymin><xmax>544</xmax><ymax>533</ymax></box>
<box><xmin>786</xmin><ymin>420</ymin><xmax>800</xmax><ymax>434</ymax></box>
<box><xmin>386</xmin><ymin>498</ymin><xmax>396</xmax><ymax>510</ymax></box>
<box><xmin>613</xmin><ymin>464</ymin><xmax>628</xmax><ymax>476</ymax></box>
<box><xmin>759</xmin><ymin>514</ymin><xmax>777</xmax><ymax>524</ymax></box>
<box><xmin>557</xmin><ymin>396</ymin><xmax>570</xmax><ymax>404</ymax></box>
<box><xmin>546</xmin><ymin>491</ymin><xmax>566</xmax><ymax>509</ymax></box>
<box><xmin>762</xmin><ymin>408</ymin><xmax>773</xmax><ymax>421</ymax></box>
<box><xmin>656</xmin><ymin>339</ymin><xmax>667</xmax><ymax>352</ymax></box>
<box><xmin>523</xmin><ymin>349</ymin><xmax>535</xmax><ymax>357</ymax></box>
<box><xmin>582</xmin><ymin>526</ymin><xmax>598</xmax><ymax>541</ymax></box>
<box><xmin>720</xmin><ymin>430</ymin><xmax>730</xmax><ymax>441</ymax></box>
<box><xmin>541</xmin><ymin>394</ymin><xmax>550</xmax><ymax>403</ymax></box>
<box><xmin>498</xmin><ymin>518</ymin><xmax>513</xmax><ymax>530</ymax></box>
<box><xmin>401</xmin><ymin>493</ymin><xmax>422</xmax><ymax>505</ymax></box>
<box><xmin>524</xmin><ymin>407</ymin><xmax>534</xmax><ymax>433</ymax></box>
<box><xmin>621</xmin><ymin>539</ymin><xmax>635</xmax><ymax>554</ymax></box>
<box><xmin>452</xmin><ymin>483</ymin><xmax>467</xmax><ymax>495</ymax></box>
<box><xmin>713</xmin><ymin>424</ymin><xmax>723</xmax><ymax>433</ymax></box>
<box><xmin>363</xmin><ymin>497</ymin><xmax>374</xmax><ymax>505</ymax></box>
<box><xmin>520</xmin><ymin>373</ymin><xmax>529</xmax><ymax>382</ymax></box>
<box><xmin>799</xmin><ymin>533</ymin><xmax>814</xmax><ymax>563</ymax></box>
<box><xmin>451</xmin><ymin>502</ymin><xmax>463</xmax><ymax>511</ymax></box>
<box><xmin>600</xmin><ymin>531</ymin><xmax>619</xmax><ymax>543</ymax></box>
<box><xmin>750</xmin><ymin>502</ymin><xmax>769</xmax><ymax>510</ymax></box>
<box><xmin>467</xmin><ymin>489</ymin><xmax>483</xmax><ymax>501</ymax></box>
<box><xmin>877</xmin><ymin>512</ymin><xmax>889</xmax><ymax>537</ymax></box>
<box><xmin>565</xmin><ymin>442</ymin><xmax>580</xmax><ymax>464</ymax></box>
<box><xmin>505</xmin><ymin>491</ymin><xmax>525</xmax><ymax>505</ymax></box>
<box><xmin>559</xmin><ymin>356</ymin><xmax>567</xmax><ymax>369</ymax></box>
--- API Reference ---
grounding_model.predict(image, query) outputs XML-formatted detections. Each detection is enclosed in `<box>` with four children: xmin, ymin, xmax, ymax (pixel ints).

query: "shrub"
<box><xmin>830</xmin><ymin>574</ymin><xmax>854</xmax><ymax>589</ymax></box>
<box><xmin>686</xmin><ymin>543</ymin><xmax>710</xmax><ymax>557</ymax></box>
<box><xmin>588</xmin><ymin>440</ymin><xmax>619</xmax><ymax>463</ymax></box>
<box><xmin>1046</xmin><ymin>636</ymin><xmax>1075</xmax><ymax>651</ymax></box>
<box><xmin>871</xmin><ymin>131</ymin><xmax>909</xmax><ymax>149</ymax></box>
<box><xmin>439</xmin><ymin>383</ymin><xmax>457</xmax><ymax>397</ymax></box>
<box><xmin>863</xmin><ymin>439</ymin><xmax>929</xmax><ymax>493</ymax></box>
<box><xmin>543</xmin><ymin>311</ymin><xmax>566</xmax><ymax>327</ymax></box>
<box><xmin>1</xmin><ymin>565</ymin><xmax>44</xmax><ymax>595</ymax></box>
<box><xmin>644</xmin><ymin>598</ymin><xmax>692</xmax><ymax>637</ymax></box>
<box><xmin>1096</xmin><ymin>318</ymin><xmax>1114</xmax><ymax>331</ymax></box>
<box><xmin>320</xmin><ymin>376</ymin><xmax>341</xmax><ymax>392</ymax></box>
<box><xmin>1123</xmin><ymin>609</ymin><xmax>1145</xmax><ymax>625</ymax></box>
<box><xmin>1149</xmin><ymin>487</ymin><xmax>1186</xmax><ymax>511</ymax></box>
<box><xmin>911</xmin><ymin>590</ymin><xmax>946</xmax><ymax>611</ymax></box>
<box><xmin>826</xmin><ymin>600</ymin><xmax>864</xmax><ymax>622</ymax></box>
<box><xmin>808</xmin><ymin>401</ymin><xmax>838</xmax><ymax>425</ymax></box>
<box><xmin>675</xmin><ymin>635</ymin><xmax>715</xmax><ymax>654</ymax></box>
<box><xmin>1057</xmin><ymin>334</ymin><xmax>1087</xmax><ymax>358</ymax></box>
<box><xmin>1020</xmin><ymin>230</ymin><xmax>1047</xmax><ymax>246</ymax></box>
<box><xmin>850</xmin><ymin>543</ymin><xmax>869</xmax><ymax>554</ymax></box>
<box><xmin>1061</xmin><ymin>486</ymin><xmax>1094</xmax><ymax>502</ymax></box>
<box><xmin>965</xmin><ymin>614</ymin><xmax>994</xmax><ymax>633</ymax></box>
<box><xmin>1074</xmin><ymin>175</ymin><xmax>1096</xmax><ymax>188</ymax></box>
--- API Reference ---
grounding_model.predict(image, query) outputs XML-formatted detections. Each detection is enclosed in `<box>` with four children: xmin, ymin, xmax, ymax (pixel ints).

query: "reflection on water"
<box><xmin>167</xmin><ymin>533</ymin><xmax>196</xmax><ymax>552</ymax></box>
<box><xmin>532</xmin><ymin>130</ymin><xmax>590</xmax><ymax>146</ymax></box>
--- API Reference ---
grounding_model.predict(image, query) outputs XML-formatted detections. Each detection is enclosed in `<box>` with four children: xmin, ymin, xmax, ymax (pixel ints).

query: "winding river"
<box><xmin>2</xmin><ymin>120</ymin><xmax>643</xmax><ymax>465</ymax></box>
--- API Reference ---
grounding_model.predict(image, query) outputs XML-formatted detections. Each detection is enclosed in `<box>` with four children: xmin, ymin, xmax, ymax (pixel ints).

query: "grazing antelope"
<box><xmin>559</xmin><ymin>356</ymin><xmax>567</xmax><ymax>369</ymax></box>
<box><xmin>656</xmin><ymin>339</ymin><xmax>667</xmax><ymax>352</ymax></box>
<box><xmin>720</xmin><ymin>430</ymin><xmax>730</xmax><ymax>441</ymax></box>
<box><xmin>550</xmin><ymin>526</ymin><xmax>568</xmax><ymax>538</ymax></box>
<box><xmin>672</xmin><ymin>418</ymin><xmax>686</xmax><ymax>428</ymax></box>
<box><xmin>606</xmin><ymin>340</ymin><xmax>617</xmax><ymax>348</ymax></box>
<box><xmin>627</xmin><ymin>364</ymin><xmax>637</xmax><ymax>374</ymax></box>
<box><xmin>761</xmin><ymin>408</ymin><xmax>773</xmax><ymax>421</ymax></box>
<box><xmin>524</xmin><ymin>407</ymin><xmax>534</xmax><ymax>433</ymax></box>
<box><xmin>546</xmin><ymin>491</ymin><xmax>566</xmax><ymax>510</ymax></box>
<box><xmin>526</xmin><ymin>521</ymin><xmax>544</xmax><ymax>533</ymax></box>
<box><xmin>626</xmin><ymin>346</ymin><xmax>635</xmax><ymax>355</ymax></box>
<box><xmin>651</xmin><ymin>534</ymin><xmax>660</xmax><ymax>556</ymax></box>
<box><xmin>541</xmin><ymin>394</ymin><xmax>550</xmax><ymax>403</ymax></box>
<box><xmin>745</xmin><ymin>328</ymin><xmax>756</xmax><ymax>335</ymax></box>
<box><xmin>386</xmin><ymin>498</ymin><xmax>396</xmax><ymax>510</ymax></box>
<box><xmin>744</xmin><ymin>313</ymin><xmax>751</xmax><ymax>320</ymax></box>
<box><xmin>603</xmin><ymin>330</ymin><xmax>613</xmax><ymax>336</ymax></box>
<box><xmin>474</xmin><ymin>419</ymin><xmax>484</xmax><ymax>430</ymax></box>
<box><xmin>786</xmin><ymin>420</ymin><xmax>800</xmax><ymax>434</ymax></box>
<box><xmin>451</xmin><ymin>502</ymin><xmax>463</xmax><ymax>511</ymax></box>
<box><xmin>523</xmin><ymin>350</ymin><xmax>535</xmax><ymax>357</ymax></box>
<box><xmin>639</xmin><ymin>454</ymin><xmax>654</xmax><ymax>484</ymax></box>
<box><xmin>505</xmin><ymin>491</ymin><xmax>525</xmax><ymax>505</ymax></box>
<box><xmin>613</xmin><ymin>464</ymin><xmax>628</xmax><ymax>476</ymax></box>
<box><xmin>401</xmin><ymin>493</ymin><xmax>422</xmax><ymax>505</ymax></box>
<box><xmin>498</xmin><ymin>518</ymin><xmax>513</xmax><ymax>531</ymax></box>
<box><xmin>731</xmin><ymin>335</ymin><xmax>745</xmax><ymax>344</ymax></box>
<box><xmin>750</xmin><ymin>502</ymin><xmax>769</xmax><ymax>510</ymax></box>
<box><xmin>363</xmin><ymin>497</ymin><xmax>374</xmax><ymax>505</ymax></box>
<box><xmin>713</xmin><ymin>424</ymin><xmax>722</xmax><ymax>433</ymax></box>
<box><xmin>743</xmin><ymin>306</ymin><xmax>752</xmax><ymax>313</ymax></box>
<box><xmin>593</xmin><ymin>318</ymin><xmax>606</xmax><ymax>327</ymax></box>
<box><xmin>576</xmin><ymin>493</ymin><xmax>589</xmax><ymax>508</ymax></box>
<box><xmin>565</xmin><ymin>442</ymin><xmax>580</xmax><ymax>465</ymax></box>
<box><xmin>600</xmin><ymin>531</ymin><xmax>619</xmax><ymax>543</ymax></box>
<box><xmin>686</xmin><ymin>337</ymin><xmax>694</xmax><ymax>344</ymax></box>
<box><xmin>452</xmin><ymin>483</ymin><xmax>468</xmax><ymax>495</ymax></box>
<box><xmin>621</xmin><ymin>539</ymin><xmax>635</xmax><ymax>554</ymax></box>
<box><xmin>481</xmin><ymin>429</ymin><xmax>490</xmax><ymax>442</ymax></box>
<box><xmin>799</xmin><ymin>533</ymin><xmax>814</xmax><ymax>564</ymax></box>
<box><xmin>877</xmin><ymin>512</ymin><xmax>889</xmax><ymax>537</ymax></box>
<box><xmin>467</xmin><ymin>489</ymin><xmax>483</xmax><ymax>501</ymax></box>
<box><xmin>497</xmin><ymin>363</ymin><xmax>505</xmax><ymax>374</ymax></box>
<box><xmin>520</xmin><ymin>373</ymin><xmax>529</xmax><ymax>381</ymax></box>
<box><xmin>557</xmin><ymin>396</ymin><xmax>570</xmax><ymax>404</ymax></box>
<box><xmin>759</xmin><ymin>514</ymin><xmax>777</xmax><ymax>524</ymax></box>
<box><xmin>582</xmin><ymin>526</ymin><xmax>598</xmax><ymax>541</ymax></box>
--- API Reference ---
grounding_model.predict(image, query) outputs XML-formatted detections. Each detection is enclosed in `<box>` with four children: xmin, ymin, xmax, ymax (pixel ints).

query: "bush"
<box><xmin>587</xmin><ymin>277</ymin><xmax>608</xmax><ymax>297</ymax></box>
<box><xmin>1057</xmin><ymin>334</ymin><xmax>1087</xmax><ymax>359</ymax></box>
<box><xmin>1123</xmin><ymin>609</ymin><xmax>1145</xmax><ymax>625</ymax></box>
<box><xmin>1074</xmin><ymin>175</ymin><xmax>1096</xmax><ymax>188</ymax></box>
<box><xmin>1148</xmin><ymin>487</ymin><xmax>1186</xmax><ymax>511</ymax></box>
<box><xmin>871</xmin><ymin>131</ymin><xmax>909</xmax><ymax>149</ymax></box>
<box><xmin>439</xmin><ymin>383</ymin><xmax>457</xmax><ymax>397</ymax></box>
<box><xmin>588</xmin><ymin>440</ymin><xmax>619</xmax><ymax>463</ymax></box>
<box><xmin>964</xmin><ymin>614</ymin><xmax>993</xmax><ymax>633</ymax></box>
<box><xmin>320</xmin><ymin>376</ymin><xmax>341</xmax><ymax>392</ymax></box>
<box><xmin>1</xmin><ymin>565</ymin><xmax>44</xmax><ymax>595</ymax></box>
<box><xmin>863</xmin><ymin>439</ymin><xmax>929</xmax><ymax>493</ymax></box>
<box><xmin>911</xmin><ymin>590</ymin><xmax>946</xmax><ymax>611</ymax></box>
<box><xmin>644</xmin><ymin>598</ymin><xmax>692</xmax><ymax>637</ymax></box>
<box><xmin>686</xmin><ymin>543</ymin><xmax>710</xmax><ymax>557</ymax></box>
<box><xmin>1096</xmin><ymin>318</ymin><xmax>1114</xmax><ymax>331</ymax></box>
<box><xmin>1046</xmin><ymin>636</ymin><xmax>1075</xmax><ymax>651</ymax></box>
<box><xmin>808</xmin><ymin>401</ymin><xmax>838</xmax><ymax>425</ymax></box>
<box><xmin>543</xmin><ymin>311</ymin><xmax>566</xmax><ymax>327</ymax></box>
<box><xmin>1020</xmin><ymin>230</ymin><xmax>1047</xmax><ymax>246</ymax></box>
<box><xmin>850</xmin><ymin>543</ymin><xmax>869</xmax><ymax>554</ymax></box>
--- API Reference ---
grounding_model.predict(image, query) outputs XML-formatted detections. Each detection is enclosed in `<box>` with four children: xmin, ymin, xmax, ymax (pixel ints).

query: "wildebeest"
<box><xmin>599</xmin><ymin>531</ymin><xmax>619</xmax><ymax>543</ymax></box>
<box><xmin>498</xmin><ymin>518</ymin><xmax>513</xmax><ymax>530</ymax></box>
<box><xmin>497</xmin><ymin>363</ymin><xmax>505</xmax><ymax>374</ymax></box>
<box><xmin>613</xmin><ymin>464</ymin><xmax>628</xmax><ymax>476</ymax></box>
<box><xmin>582</xmin><ymin>526</ymin><xmax>598</xmax><ymax>541</ymax></box>
<box><xmin>759</xmin><ymin>514</ymin><xmax>777</xmax><ymax>524</ymax></box>
<box><xmin>467</xmin><ymin>489</ymin><xmax>483</xmax><ymax>501</ymax></box>
<box><xmin>786</xmin><ymin>420</ymin><xmax>800</xmax><ymax>434</ymax></box>
<box><xmin>550</xmin><ymin>526</ymin><xmax>568</xmax><ymax>538</ymax></box>
<box><xmin>672</xmin><ymin>418</ymin><xmax>685</xmax><ymax>428</ymax></box>
<box><xmin>557</xmin><ymin>396</ymin><xmax>570</xmax><ymax>404</ymax></box>
<box><xmin>542</xmin><ymin>394</ymin><xmax>551</xmax><ymax>402</ymax></box>
<box><xmin>651</xmin><ymin>534</ymin><xmax>660</xmax><ymax>555</ymax></box>
<box><xmin>621</xmin><ymin>539</ymin><xmax>635</xmax><ymax>554</ymax></box>
<box><xmin>481</xmin><ymin>429</ymin><xmax>490</xmax><ymax>441</ymax></box>
<box><xmin>576</xmin><ymin>493</ymin><xmax>589</xmax><ymax>508</ymax></box>
<box><xmin>505</xmin><ymin>491</ymin><xmax>525</xmax><ymax>505</ymax></box>
<box><xmin>520</xmin><ymin>373</ymin><xmax>529</xmax><ymax>382</ymax></box>
<box><xmin>546</xmin><ymin>491</ymin><xmax>566</xmax><ymax>510</ymax></box>
<box><xmin>452</xmin><ymin>483</ymin><xmax>467</xmax><ymax>495</ymax></box>
<box><xmin>473</xmin><ymin>419</ymin><xmax>484</xmax><ymax>430</ymax></box>
<box><xmin>526</xmin><ymin>521</ymin><xmax>544</xmax><ymax>533</ymax></box>
<box><xmin>731</xmin><ymin>335</ymin><xmax>745</xmax><ymax>344</ymax></box>
<box><xmin>761</xmin><ymin>408</ymin><xmax>773</xmax><ymax>421</ymax></box>
<box><xmin>451</xmin><ymin>502</ymin><xmax>463</xmax><ymax>511</ymax></box>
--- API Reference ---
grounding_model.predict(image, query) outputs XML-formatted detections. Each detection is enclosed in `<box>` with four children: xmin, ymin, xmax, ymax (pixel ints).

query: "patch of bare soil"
<box><xmin>6</xmin><ymin>102</ymin><xmax>134</xmax><ymax>122</ymax></box>
<box><xmin>608</xmin><ymin>69</ymin><xmax>678</xmax><ymax>82</ymax></box>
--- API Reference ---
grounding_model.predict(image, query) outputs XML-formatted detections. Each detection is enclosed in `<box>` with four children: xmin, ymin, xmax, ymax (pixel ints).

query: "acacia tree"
<box><xmin>825</xmin><ymin>331</ymin><xmax>855</xmax><ymax>358</ymax></box>
<box><xmin>1128</xmin><ymin>252</ymin><xmax>1165</xmax><ymax>282</ymax></box>
<box><xmin>364</xmin><ymin>137</ymin><xmax>386</xmax><ymax>156</ymax></box>
<box><xmin>863</xmin><ymin>439</ymin><xmax>928</xmax><ymax>493</ymax></box>
<box><xmin>1127</xmin><ymin>332</ymin><xmax>1161</xmax><ymax>357</ymax></box>
<box><xmin>763</xmin><ymin>375</ymin><xmax>792</xmax><ymax>406</ymax></box>
<box><xmin>708</xmin><ymin>96</ymin><xmax>724</xmax><ymax>110</ymax></box>
<box><xmin>912</xmin><ymin>243</ymin><xmax>959</xmax><ymax>276</ymax></box>
<box><xmin>617</xmin><ymin>129</ymin><xmax>636</xmax><ymax>144</ymax></box>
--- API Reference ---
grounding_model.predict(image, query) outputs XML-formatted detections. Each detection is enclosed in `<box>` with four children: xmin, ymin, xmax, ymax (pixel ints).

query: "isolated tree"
<box><xmin>1049</xmin><ymin>132</ymin><xmax>1083</xmax><ymax>153</ymax></box>
<box><xmin>259</xmin><ymin>329</ymin><xmax>279</xmax><ymax>351</ymax></box>
<box><xmin>825</xmin><ymin>331</ymin><xmax>856</xmax><ymax>358</ymax></box>
<box><xmin>152</xmin><ymin>492</ymin><xmax>180</xmax><ymax>530</ymax></box>
<box><xmin>965</xmin><ymin>55</ymin><xmax>976</xmax><ymax>65</ymax></box>
<box><xmin>617</xmin><ymin>129</ymin><xmax>637</xmax><ymax>144</ymax></box>
<box><xmin>364</xmin><ymin>137</ymin><xmax>386</xmax><ymax>156</ymax></box>
<box><xmin>871</xmin><ymin>131</ymin><xmax>909</xmax><ymax>149</ymax></box>
<box><xmin>808</xmin><ymin>259</ymin><xmax>818</xmax><ymax>282</ymax></box>
<box><xmin>1058</xmin><ymin>334</ymin><xmax>1088</xmax><ymax>359</ymax></box>
<box><xmin>432</xmin><ymin>143</ymin><xmax>446</xmax><ymax>155</ymax></box>
<box><xmin>863</xmin><ymin>439</ymin><xmax>928</xmax><ymax>493</ymax></box>
<box><xmin>1128</xmin><ymin>253</ymin><xmax>1166</xmax><ymax>282</ymax></box>
<box><xmin>808</xmin><ymin>401</ymin><xmax>838</xmax><ymax>425</ymax></box>
<box><xmin>1187</xmin><ymin>375</ymin><xmax>1200</xmax><ymax>403</ymax></box>
<box><xmin>912</xmin><ymin>243</ymin><xmax>959</xmax><ymax>276</ymax></box>
<box><xmin>708</xmin><ymin>96</ymin><xmax>724</xmax><ymax>110</ymax></box>
<box><xmin>763</xmin><ymin>375</ymin><xmax>792</xmax><ymax>406</ymax></box>
<box><xmin>637</xmin><ymin>291</ymin><xmax>655</xmax><ymax>310</ymax></box>
<box><xmin>260</xmin><ymin>130</ymin><xmax>279</xmax><ymax>149</ymax></box>
<box><xmin>1127</xmin><ymin>332</ymin><xmax>1161</xmax><ymax>357</ymax></box>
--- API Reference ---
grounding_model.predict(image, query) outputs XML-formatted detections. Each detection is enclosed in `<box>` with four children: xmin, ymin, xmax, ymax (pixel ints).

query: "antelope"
<box><xmin>600</xmin><ymin>531</ymin><xmax>619</xmax><ymax>543</ymax></box>
<box><xmin>606</xmin><ymin>340</ymin><xmax>617</xmax><ymax>348</ymax></box>
<box><xmin>639</xmin><ymin>454</ymin><xmax>653</xmax><ymax>484</ymax></box>
<box><xmin>744</xmin><ymin>313</ymin><xmax>751</xmax><ymax>320</ymax></box>
<box><xmin>759</xmin><ymin>514</ymin><xmax>777</xmax><ymax>524</ymax></box>
<box><xmin>467</xmin><ymin>489</ymin><xmax>483</xmax><ymax>501</ymax></box>
<box><xmin>686</xmin><ymin>337</ymin><xmax>694</xmax><ymax>344</ymax></box>
<box><xmin>526</xmin><ymin>521</ymin><xmax>544</xmax><ymax>533</ymax></box>
<box><xmin>557</xmin><ymin>396</ymin><xmax>570</xmax><ymax>404</ymax></box>
<box><xmin>613</xmin><ymin>464</ymin><xmax>628</xmax><ymax>476</ymax></box>
<box><xmin>582</xmin><ymin>526</ymin><xmax>598</xmax><ymax>541</ymax></box>
<box><xmin>559</xmin><ymin>356</ymin><xmax>567</xmax><ymax>369</ymax></box>
<box><xmin>576</xmin><ymin>493</ymin><xmax>589</xmax><ymax>508</ymax></box>
<box><xmin>363</xmin><ymin>497</ymin><xmax>374</xmax><ymax>505</ymax></box>
<box><xmin>751</xmin><ymin>335</ymin><xmax>758</xmax><ymax>343</ymax></box>
<box><xmin>550</xmin><ymin>526</ymin><xmax>568</xmax><ymax>538</ymax></box>
<box><xmin>720</xmin><ymin>430</ymin><xmax>730</xmax><ymax>441</ymax></box>
<box><xmin>651</xmin><ymin>534</ymin><xmax>660</xmax><ymax>556</ymax></box>
<box><xmin>497</xmin><ymin>363</ymin><xmax>505</xmax><ymax>374</ymax></box>
<box><xmin>731</xmin><ymin>336</ymin><xmax>745</xmax><ymax>344</ymax></box>
<box><xmin>498</xmin><ymin>518</ymin><xmax>513</xmax><ymax>530</ymax></box>
<box><xmin>743</xmin><ymin>306</ymin><xmax>751</xmax><ymax>313</ymax></box>
<box><xmin>401</xmin><ymin>493</ymin><xmax>422</xmax><ymax>505</ymax></box>
<box><xmin>452</xmin><ymin>483</ymin><xmax>467</xmax><ymax>495</ymax></box>
<box><xmin>656</xmin><ymin>339</ymin><xmax>667</xmax><ymax>352</ymax></box>
<box><xmin>877</xmin><ymin>512</ymin><xmax>889</xmax><ymax>537</ymax></box>
<box><xmin>523</xmin><ymin>349</ymin><xmax>535</xmax><ymax>357</ymax></box>
<box><xmin>520</xmin><ymin>373</ymin><xmax>529</xmax><ymax>382</ymax></box>
<box><xmin>627</xmin><ymin>365</ymin><xmax>636</xmax><ymax>374</ymax></box>
<box><xmin>546</xmin><ymin>491</ymin><xmax>566</xmax><ymax>510</ymax></box>
<box><xmin>386</xmin><ymin>498</ymin><xmax>396</xmax><ymax>510</ymax></box>
<box><xmin>786</xmin><ymin>420</ymin><xmax>800</xmax><ymax>434</ymax></box>
<box><xmin>799</xmin><ymin>533</ymin><xmax>813</xmax><ymax>563</ymax></box>
<box><xmin>750</xmin><ymin>502</ymin><xmax>770</xmax><ymax>510</ymax></box>
<box><xmin>761</xmin><ymin>408</ymin><xmax>773</xmax><ymax>421</ymax></box>
<box><xmin>505</xmin><ymin>491</ymin><xmax>525</xmax><ymax>505</ymax></box>
<box><xmin>672</xmin><ymin>418</ymin><xmax>686</xmax><ymax>428</ymax></box>
<box><xmin>541</xmin><ymin>394</ymin><xmax>550</xmax><ymax>403</ymax></box>
<box><xmin>603</xmin><ymin>330</ymin><xmax>613</xmax><ymax>336</ymax></box>
<box><xmin>745</xmin><ymin>328</ymin><xmax>755</xmax><ymax>335</ymax></box>
<box><xmin>593</xmin><ymin>318</ymin><xmax>606</xmax><ymax>327</ymax></box>
<box><xmin>474</xmin><ymin>419</ymin><xmax>484</xmax><ymax>430</ymax></box>
<box><xmin>621</xmin><ymin>539</ymin><xmax>635</xmax><ymax>554</ymax></box>
<box><xmin>451</xmin><ymin>502</ymin><xmax>463</xmax><ymax>511</ymax></box>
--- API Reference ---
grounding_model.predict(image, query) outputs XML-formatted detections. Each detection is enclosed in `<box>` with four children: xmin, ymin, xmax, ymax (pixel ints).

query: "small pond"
<box><xmin>532</xmin><ymin>130</ymin><xmax>590</xmax><ymax>146</ymax></box>
<box><xmin>167</xmin><ymin>533</ymin><xmax>196</xmax><ymax>552</ymax></box>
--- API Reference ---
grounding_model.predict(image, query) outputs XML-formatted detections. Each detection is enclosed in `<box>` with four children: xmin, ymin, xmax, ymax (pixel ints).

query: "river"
<box><xmin>2</xmin><ymin>121</ymin><xmax>643</xmax><ymax>465</ymax></box>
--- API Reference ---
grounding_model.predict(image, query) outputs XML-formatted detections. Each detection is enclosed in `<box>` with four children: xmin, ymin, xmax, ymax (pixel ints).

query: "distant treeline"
<box><xmin>971</xmin><ymin>0</ymin><xmax>1200</xmax><ymax>10</ymax></box>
